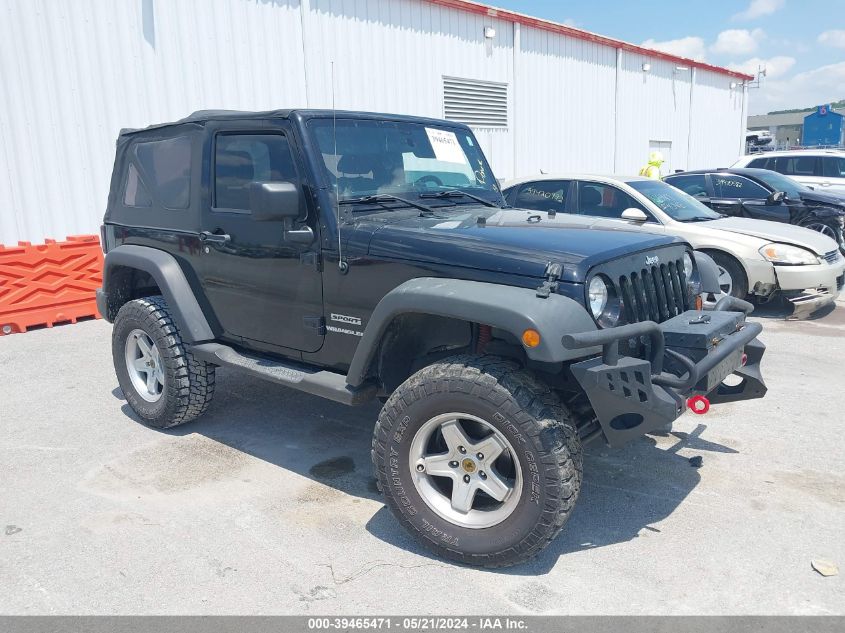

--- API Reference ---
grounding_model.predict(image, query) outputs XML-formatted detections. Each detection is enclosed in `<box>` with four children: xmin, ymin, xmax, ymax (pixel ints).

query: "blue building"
<box><xmin>802</xmin><ymin>105</ymin><xmax>844</xmax><ymax>146</ymax></box>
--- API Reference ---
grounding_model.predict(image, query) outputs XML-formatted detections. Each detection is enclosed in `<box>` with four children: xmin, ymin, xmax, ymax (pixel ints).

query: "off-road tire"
<box><xmin>707</xmin><ymin>251</ymin><xmax>748</xmax><ymax>299</ymax></box>
<box><xmin>112</xmin><ymin>295</ymin><xmax>215</xmax><ymax>428</ymax></box>
<box><xmin>371</xmin><ymin>354</ymin><xmax>582</xmax><ymax>568</ymax></box>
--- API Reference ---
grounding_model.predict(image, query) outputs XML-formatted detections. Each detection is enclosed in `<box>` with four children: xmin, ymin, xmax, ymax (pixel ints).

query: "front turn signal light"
<box><xmin>522</xmin><ymin>329</ymin><xmax>541</xmax><ymax>348</ymax></box>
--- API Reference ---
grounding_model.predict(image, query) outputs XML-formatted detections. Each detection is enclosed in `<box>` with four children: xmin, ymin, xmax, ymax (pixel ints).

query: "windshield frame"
<box><xmin>626</xmin><ymin>179</ymin><xmax>722</xmax><ymax>222</ymax></box>
<box><xmin>304</xmin><ymin>116</ymin><xmax>505</xmax><ymax>211</ymax></box>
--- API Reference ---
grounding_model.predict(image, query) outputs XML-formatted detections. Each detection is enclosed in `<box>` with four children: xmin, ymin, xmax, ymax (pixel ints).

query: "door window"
<box><xmin>665</xmin><ymin>174</ymin><xmax>708</xmax><ymax>197</ymax></box>
<box><xmin>513</xmin><ymin>180</ymin><xmax>570</xmax><ymax>214</ymax></box>
<box><xmin>777</xmin><ymin>156</ymin><xmax>818</xmax><ymax>176</ymax></box>
<box><xmin>747</xmin><ymin>157</ymin><xmax>773</xmax><ymax>170</ymax></box>
<box><xmin>711</xmin><ymin>174</ymin><xmax>769</xmax><ymax>199</ymax></box>
<box><xmin>214</xmin><ymin>134</ymin><xmax>298</xmax><ymax>211</ymax></box>
<box><xmin>577</xmin><ymin>182</ymin><xmax>653</xmax><ymax>220</ymax></box>
<box><xmin>821</xmin><ymin>156</ymin><xmax>845</xmax><ymax>178</ymax></box>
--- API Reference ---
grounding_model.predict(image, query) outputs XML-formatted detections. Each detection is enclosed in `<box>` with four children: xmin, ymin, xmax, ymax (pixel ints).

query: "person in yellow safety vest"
<box><xmin>639</xmin><ymin>151</ymin><xmax>664</xmax><ymax>179</ymax></box>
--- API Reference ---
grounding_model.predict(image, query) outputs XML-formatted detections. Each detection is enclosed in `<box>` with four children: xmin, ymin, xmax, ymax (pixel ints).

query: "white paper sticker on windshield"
<box><xmin>425</xmin><ymin>128</ymin><xmax>468</xmax><ymax>164</ymax></box>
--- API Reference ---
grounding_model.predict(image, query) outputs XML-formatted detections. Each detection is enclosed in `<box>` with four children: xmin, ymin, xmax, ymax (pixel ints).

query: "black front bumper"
<box><xmin>564</xmin><ymin>299</ymin><xmax>766</xmax><ymax>447</ymax></box>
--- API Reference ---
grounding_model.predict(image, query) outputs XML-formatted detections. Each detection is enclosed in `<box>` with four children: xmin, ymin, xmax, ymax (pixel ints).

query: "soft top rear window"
<box><xmin>134</xmin><ymin>136</ymin><xmax>192</xmax><ymax>209</ymax></box>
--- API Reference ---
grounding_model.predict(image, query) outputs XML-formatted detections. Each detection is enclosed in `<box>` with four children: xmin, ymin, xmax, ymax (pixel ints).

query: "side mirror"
<box><xmin>766</xmin><ymin>191</ymin><xmax>786</xmax><ymax>204</ymax></box>
<box><xmin>621</xmin><ymin>208</ymin><xmax>649</xmax><ymax>223</ymax></box>
<box><xmin>250</xmin><ymin>181</ymin><xmax>301</xmax><ymax>221</ymax></box>
<box><xmin>250</xmin><ymin>181</ymin><xmax>314</xmax><ymax>245</ymax></box>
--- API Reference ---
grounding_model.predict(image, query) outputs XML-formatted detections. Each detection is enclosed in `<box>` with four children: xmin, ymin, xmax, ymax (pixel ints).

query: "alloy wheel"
<box><xmin>408</xmin><ymin>413</ymin><xmax>522</xmax><ymax>529</ymax></box>
<box><xmin>124</xmin><ymin>329</ymin><xmax>165</xmax><ymax>403</ymax></box>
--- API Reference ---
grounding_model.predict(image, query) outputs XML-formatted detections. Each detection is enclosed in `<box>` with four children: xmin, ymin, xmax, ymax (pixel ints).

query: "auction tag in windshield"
<box><xmin>425</xmin><ymin>128</ymin><xmax>467</xmax><ymax>164</ymax></box>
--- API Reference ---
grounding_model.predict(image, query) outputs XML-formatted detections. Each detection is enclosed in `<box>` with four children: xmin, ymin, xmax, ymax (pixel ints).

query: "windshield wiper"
<box><xmin>682</xmin><ymin>216</ymin><xmax>717</xmax><ymax>222</ymax></box>
<box><xmin>339</xmin><ymin>194</ymin><xmax>435</xmax><ymax>214</ymax></box>
<box><xmin>418</xmin><ymin>189</ymin><xmax>499</xmax><ymax>208</ymax></box>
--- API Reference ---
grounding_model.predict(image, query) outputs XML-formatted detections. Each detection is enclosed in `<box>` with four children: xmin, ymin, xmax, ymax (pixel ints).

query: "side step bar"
<box><xmin>189</xmin><ymin>343</ymin><xmax>378</xmax><ymax>406</ymax></box>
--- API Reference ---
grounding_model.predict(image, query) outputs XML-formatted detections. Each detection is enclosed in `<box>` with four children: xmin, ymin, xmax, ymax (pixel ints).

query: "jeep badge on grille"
<box><xmin>646</xmin><ymin>255</ymin><xmax>660</xmax><ymax>266</ymax></box>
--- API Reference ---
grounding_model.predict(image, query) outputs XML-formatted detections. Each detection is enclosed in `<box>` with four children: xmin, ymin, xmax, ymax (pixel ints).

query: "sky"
<box><xmin>489</xmin><ymin>0</ymin><xmax>845</xmax><ymax>114</ymax></box>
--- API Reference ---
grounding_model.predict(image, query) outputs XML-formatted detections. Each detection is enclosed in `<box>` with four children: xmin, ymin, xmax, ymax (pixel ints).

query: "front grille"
<box><xmin>824</xmin><ymin>249</ymin><xmax>840</xmax><ymax>265</ymax></box>
<box><xmin>617</xmin><ymin>259</ymin><xmax>690</xmax><ymax>324</ymax></box>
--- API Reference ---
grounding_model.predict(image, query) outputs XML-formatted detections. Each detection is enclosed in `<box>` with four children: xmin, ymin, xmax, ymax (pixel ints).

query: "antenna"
<box><xmin>332</xmin><ymin>61</ymin><xmax>348</xmax><ymax>274</ymax></box>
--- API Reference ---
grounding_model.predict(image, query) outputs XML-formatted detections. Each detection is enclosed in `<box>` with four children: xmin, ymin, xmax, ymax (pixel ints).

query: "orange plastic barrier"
<box><xmin>0</xmin><ymin>235</ymin><xmax>103</xmax><ymax>336</ymax></box>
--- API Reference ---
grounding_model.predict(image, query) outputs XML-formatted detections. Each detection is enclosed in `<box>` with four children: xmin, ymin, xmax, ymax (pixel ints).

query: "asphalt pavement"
<box><xmin>1</xmin><ymin>299</ymin><xmax>843</xmax><ymax>615</ymax></box>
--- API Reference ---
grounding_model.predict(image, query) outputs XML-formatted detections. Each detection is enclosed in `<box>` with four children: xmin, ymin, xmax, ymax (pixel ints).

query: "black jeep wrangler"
<box><xmin>98</xmin><ymin>109</ymin><xmax>766</xmax><ymax>567</ymax></box>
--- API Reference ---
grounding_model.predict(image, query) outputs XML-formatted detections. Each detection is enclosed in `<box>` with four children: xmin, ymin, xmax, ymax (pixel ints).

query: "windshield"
<box><xmin>627</xmin><ymin>179</ymin><xmax>721</xmax><ymax>222</ymax></box>
<box><xmin>748</xmin><ymin>170</ymin><xmax>809</xmax><ymax>200</ymax></box>
<box><xmin>306</xmin><ymin>118</ymin><xmax>502</xmax><ymax>206</ymax></box>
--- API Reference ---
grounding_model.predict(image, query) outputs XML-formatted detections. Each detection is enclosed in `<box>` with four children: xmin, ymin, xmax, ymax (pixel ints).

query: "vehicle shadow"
<box><xmin>115</xmin><ymin>369</ymin><xmax>738</xmax><ymax>574</ymax></box>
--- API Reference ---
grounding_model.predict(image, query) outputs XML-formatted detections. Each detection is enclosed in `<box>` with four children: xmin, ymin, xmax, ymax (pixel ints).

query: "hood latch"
<box><xmin>536</xmin><ymin>262</ymin><xmax>563</xmax><ymax>298</ymax></box>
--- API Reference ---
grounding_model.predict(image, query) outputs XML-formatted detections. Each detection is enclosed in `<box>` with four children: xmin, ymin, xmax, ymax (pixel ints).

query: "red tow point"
<box><xmin>687</xmin><ymin>395</ymin><xmax>710</xmax><ymax>415</ymax></box>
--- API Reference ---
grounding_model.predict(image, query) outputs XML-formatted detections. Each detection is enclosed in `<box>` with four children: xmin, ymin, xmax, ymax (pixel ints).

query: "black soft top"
<box><xmin>119</xmin><ymin>109</ymin><xmax>472</xmax><ymax>137</ymax></box>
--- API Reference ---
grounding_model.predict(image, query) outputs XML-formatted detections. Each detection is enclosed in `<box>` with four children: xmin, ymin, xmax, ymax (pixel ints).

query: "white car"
<box><xmin>501</xmin><ymin>174</ymin><xmax>845</xmax><ymax>313</ymax></box>
<box><xmin>733</xmin><ymin>150</ymin><xmax>845</xmax><ymax>194</ymax></box>
<box><xmin>745</xmin><ymin>129</ymin><xmax>773</xmax><ymax>147</ymax></box>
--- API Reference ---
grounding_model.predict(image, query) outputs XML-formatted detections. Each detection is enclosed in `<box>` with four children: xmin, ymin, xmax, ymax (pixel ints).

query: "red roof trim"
<box><xmin>427</xmin><ymin>0</ymin><xmax>755</xmax><ymax>81</ymax></box>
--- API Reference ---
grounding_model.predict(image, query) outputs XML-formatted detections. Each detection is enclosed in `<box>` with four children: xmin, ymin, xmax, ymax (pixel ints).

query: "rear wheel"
<box><xmin>113</xmin><ymin>296</ymin><xmax>215</xmax><ymax>428</ymax></box>
<box><xmin>372</xmin><ymin>355</ymin><xmax>582</xmax><ymax>568</ymax></box>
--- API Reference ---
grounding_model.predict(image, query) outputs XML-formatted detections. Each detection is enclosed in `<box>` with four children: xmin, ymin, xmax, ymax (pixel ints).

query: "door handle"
<box><xmin>200</xmin><ymin>231</ymin><xmax>231</xmax><ymax>244</ymax></box>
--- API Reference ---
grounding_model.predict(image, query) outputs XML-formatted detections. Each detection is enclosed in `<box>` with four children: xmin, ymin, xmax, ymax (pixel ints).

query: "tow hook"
<box><xmin>687</xmin><ymin>395</ymin><xmax>710</xmax><ymax>415</ymax></box>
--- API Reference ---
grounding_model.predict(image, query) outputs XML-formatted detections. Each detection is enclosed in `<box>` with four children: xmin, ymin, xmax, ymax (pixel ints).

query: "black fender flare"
<box><xmin>345</xmin><ymin>277</ymin><xmax>598</xmax><ymax>387</ymax></box>
<box><xmin>99</xmin><ymin>245</ymin><xmax>214</xmax><ymax>343</ymax></box>
<box><xmin>692</xmin><ymin>250</ymin><xmax>721</xmax><ymax>295</ymax></box>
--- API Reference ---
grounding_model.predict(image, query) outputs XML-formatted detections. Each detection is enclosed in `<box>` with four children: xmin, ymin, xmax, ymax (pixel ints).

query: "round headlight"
<box><xmin>588</xmin><ymin>276</ymin><xmax>609</xmax><ymax>319</ymax></box>
<box><xmin>683</xmin><ymin>252</ymin><xmax>694</xmax><ymax>277</ymax></box>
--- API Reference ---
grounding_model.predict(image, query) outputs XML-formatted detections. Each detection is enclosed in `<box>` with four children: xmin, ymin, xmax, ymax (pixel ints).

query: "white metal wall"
<box><xmin>0</xmin><ymin>0</ymin><xmax>746</xmax><ymax>245</ymax></box>
<box><xmin>0</xmin><ymin>0</ymin><xmax>309</xmax><ymax>245</ymax></box>
<box><xmin>513</xmin><ymin>22</ymin><xmax>617</xmax><ymax>175</ymax></box>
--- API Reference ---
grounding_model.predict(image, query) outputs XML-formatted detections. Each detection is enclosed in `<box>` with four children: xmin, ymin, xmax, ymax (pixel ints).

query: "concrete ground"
<box><xmin>1</xmin><ymin>299</ymin><xmax>843</xmax><ymax>615</ymax></box>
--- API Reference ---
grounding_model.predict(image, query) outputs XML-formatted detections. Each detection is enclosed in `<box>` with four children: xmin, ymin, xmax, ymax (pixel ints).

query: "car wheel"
<box><xmin>371</xmin><ymin>354</ymin><xmax>582</xmax><ymax>568</ymax></box>
<box><xmin>705</xmin><ymin>252</ymin><xmax>748</xmax><ymax>304</ymax></box>
<box><xmin>113</xmin><ymin>295</ymin><xmax>216</xmax><ymax>428</ymax></box>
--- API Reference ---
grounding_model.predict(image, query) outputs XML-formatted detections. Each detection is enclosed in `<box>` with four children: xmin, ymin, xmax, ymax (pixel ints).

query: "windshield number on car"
<box><xmin>424</xmin><ymin>128</ymin><xmax>467</xmax><ymax>164</ymax></box>
<box><xmin>716</xmin><ymin>178</ymin><xmax>743</xmax><ymax>189</ymax></box>
<box><xmin>523</xmin><ymin>186</ymin><xmax>564</xmax><ymax>202</ymax></box>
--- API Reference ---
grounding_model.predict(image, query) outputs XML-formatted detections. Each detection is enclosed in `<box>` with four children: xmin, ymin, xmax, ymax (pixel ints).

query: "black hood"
<box><xmin>360</xmin><ymin>207</ymin><xmax>683</xmax><ymax>283</ymax></box>
<box><xmin>798</xmin><ymin>188</ymin><xmax>845</xmax><ymax>210</ymax></box>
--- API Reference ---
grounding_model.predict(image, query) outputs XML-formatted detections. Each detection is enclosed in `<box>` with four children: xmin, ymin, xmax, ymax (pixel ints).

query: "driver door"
<box><xmin>198</xmin><ymin>122</ymin><xmax>324</xmax><ymax>353</ymax></box>
<box><xmin>709</xmin><ymin>173</ymin><xmax>789</xmax><ymax>223</ymax></box>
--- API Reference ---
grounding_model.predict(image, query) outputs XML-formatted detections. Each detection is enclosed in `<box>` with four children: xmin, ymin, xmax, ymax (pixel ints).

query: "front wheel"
<box><xmin>371</xmin><ymin>355</ymin><xmax>582</xmax><ymax>568</ymax></box>
<box><xmin>704</xmin><ymin>251</ymin><xmax>748</xmax><ymax>307</ymax></box>
<box><xmin>800</xmin><ymin>219</ymin><xmax>845</xmax><ymax>255</ymax></box>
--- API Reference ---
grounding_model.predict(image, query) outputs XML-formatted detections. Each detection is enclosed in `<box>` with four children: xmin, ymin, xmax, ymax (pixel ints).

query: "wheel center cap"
<box><xmin>461</xmin><ymin>458</ymin><xmax>476</xmax><ymax>473</ymax></box>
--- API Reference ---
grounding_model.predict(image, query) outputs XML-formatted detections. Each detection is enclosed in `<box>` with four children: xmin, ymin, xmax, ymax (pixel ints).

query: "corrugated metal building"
<box><xmin>0</xmin><ymin>0</ymin><xmax>751</xmax><ymax>245</ymax></box>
